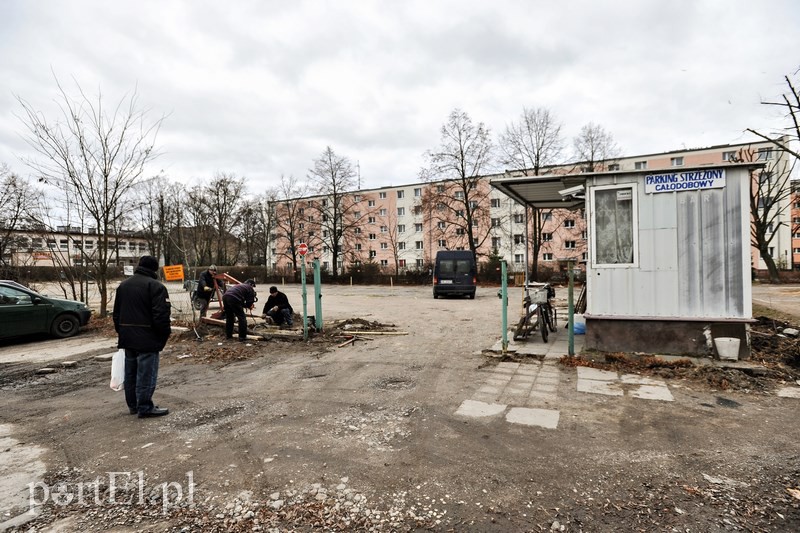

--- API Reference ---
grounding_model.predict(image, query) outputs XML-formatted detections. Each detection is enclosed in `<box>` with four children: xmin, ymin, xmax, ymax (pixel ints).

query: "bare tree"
<box><xmin>572</xmin><ymin>122</ymin><xmax>620</xmax><ymax>172</ymax></box>
<box><xmin>420</xmin><ymin>109</ymin><xmax>496</xmax><ymax>263</ymax></box>
<box><xmin>0</xmin><ymin>165</ymin><xmax>42</xmax><ymax>269</ymax></box>
<box><xmin>500</xmin><ymin>107</ymin><xmax>565</xmax><ymax>175</ymax></box>
<box><xmin>729</xmin><ymin>148</ymin><xmax>795</xmax><ymax>282</ymax></box>
<box><xmin>185</xmin><ymin>173</ymin><xmax>246</xmax><ymax>266</ymax></box>
<box><xmin>16</xmin><ymin>80</ymin><xmax>163</xmax><ymax>315</ymax></box>
<box><xmin>273</xmin><ymin>174</ymin><xmax>309</xmax><ymax>276</ymax></box>
<box><xmin>307</xmin><ymin>146</ymin><xmax>359</xmax><ymax>278</ymax></box>
<box><xmin>746</xmin><ymin>73</ymin><xmax>800</xmax><ymax>160</ymax></box>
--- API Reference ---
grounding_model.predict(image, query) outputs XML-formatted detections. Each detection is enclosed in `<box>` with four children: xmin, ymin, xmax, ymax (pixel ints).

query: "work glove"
<box><xmin>204</xmin><ymin>286</ymin><xmax>212</xmax><ymax>292</ymax></box>
<box><xmin>272</xmin><ymin>306</ymin><xmax>279</xmax><ymax>313</ymax></box>
<box><xmin>261</xmin><ymin>314</ymin><xmax>267</xmax><ymax>320</ymax></box>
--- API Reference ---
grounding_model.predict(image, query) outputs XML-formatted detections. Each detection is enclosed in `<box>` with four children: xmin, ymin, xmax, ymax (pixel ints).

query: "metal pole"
<box><xmin>568</xmin><ymin>262</ymin><xmax>575</xmax><ymax>356</ymax></box>
<box><xmin>501</xmin><ymin>260</ymin><xmax>508</xmax><ymax>353</ymax></box>
<box><xmin>301</xmin><ymin>257</ymin><xmax>308</xmax><ymax>341</ymax></box>
<box><xmin>313</xmin><ymin>259</ymin><xmax>323</xmax><ymax>332</ymax></box>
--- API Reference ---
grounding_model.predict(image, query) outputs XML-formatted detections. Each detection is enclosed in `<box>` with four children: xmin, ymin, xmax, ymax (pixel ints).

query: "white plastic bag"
<box><xmin>110</xmin><ymin>349</ymin><xmax>125</xmax><ymax>391</ymax></box>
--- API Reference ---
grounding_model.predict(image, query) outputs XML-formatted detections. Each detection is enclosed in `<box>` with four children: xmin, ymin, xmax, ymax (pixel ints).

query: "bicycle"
<box><xmin>512</xmin><ymin>284</ymin><xmax>557</xmax><ymax>342</ymax></box>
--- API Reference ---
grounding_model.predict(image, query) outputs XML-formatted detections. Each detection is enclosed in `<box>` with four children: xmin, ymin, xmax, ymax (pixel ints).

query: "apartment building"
<box><xmin>267</xmin><ymin>137</ymin><xmax>795</xmax><ymax>277</ymax></box>
<box><xmin>1</xmin><ymin>225</ymin><xmax>151</xmax><ymax>268</ymax></box>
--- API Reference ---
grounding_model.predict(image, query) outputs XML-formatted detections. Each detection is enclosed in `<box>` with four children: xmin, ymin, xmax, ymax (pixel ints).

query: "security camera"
<box><xmin>558</xmin><ymin>184</ymin><xmax>585</xmax><ymax>199</ymax></box>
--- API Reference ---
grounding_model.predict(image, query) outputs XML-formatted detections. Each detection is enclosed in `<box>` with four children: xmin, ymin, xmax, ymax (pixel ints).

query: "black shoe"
<box><xmin>128</xmin><ymin>408</ymin><xmax>138</xmax><ymax>415</ymax></box>
<box><xmin>138</xmin><ymin>407</ymin><xmax>169</xmax><ymax>418</ymax></box>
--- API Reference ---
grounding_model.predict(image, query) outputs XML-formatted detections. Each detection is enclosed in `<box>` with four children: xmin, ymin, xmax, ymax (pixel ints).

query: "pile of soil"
<box><xmin>560</xmin><ymin>315</ymin><xmax>800</xmax><ymax>392</ymax></box>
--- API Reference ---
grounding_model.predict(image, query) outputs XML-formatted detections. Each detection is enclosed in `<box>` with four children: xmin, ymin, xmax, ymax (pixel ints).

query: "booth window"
<box><xmin>592</xmin><ymin>185</ymin><xmax>637</xmax><ymax>266</ymax></box>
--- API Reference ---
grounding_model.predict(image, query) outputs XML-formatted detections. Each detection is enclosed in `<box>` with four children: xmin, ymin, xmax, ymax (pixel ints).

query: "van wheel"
<box><xmin>433</xmin><ymin>293</ymin><xmax>439</xmax><ymax>299</ymax></box>
<box><xmin>51</xmin><ymin>315</ymin><xmax>80</xmax><ymax>338</ymax></box>
<box><xmin>468</xmin><ymin>293</ymin><xmax>475</xmax><ymax>299</ymax></box>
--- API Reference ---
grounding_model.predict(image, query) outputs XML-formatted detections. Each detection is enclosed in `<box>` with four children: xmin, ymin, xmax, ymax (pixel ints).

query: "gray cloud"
<box><xmin>1</xmin><ymin>0</ymin><xmax>799</xmax><ymax>194</ymax></box>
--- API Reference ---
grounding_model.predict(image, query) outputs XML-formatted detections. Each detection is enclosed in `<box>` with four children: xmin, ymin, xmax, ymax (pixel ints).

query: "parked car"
<box><xmin>0</xmin><ymin>280</ymin><xmax>92</xmax><ymax>340</ymax></box>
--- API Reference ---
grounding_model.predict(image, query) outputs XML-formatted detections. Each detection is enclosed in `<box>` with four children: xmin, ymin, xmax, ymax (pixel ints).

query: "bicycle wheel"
<box><xmin>538</xmin><ymin>311</ymin><xmax>548</xmax><ymax>342</ymax></box>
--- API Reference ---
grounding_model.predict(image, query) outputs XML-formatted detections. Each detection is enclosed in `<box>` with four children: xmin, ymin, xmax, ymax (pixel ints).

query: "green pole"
<box><xmin>301</xmin><ymin>257</ymin><xmax>308</xmax><ymax>341</ymax></box>
<box><xmin>313</xmin><ymin>259</ymin><xmax>323</xmax><ymax>332</ymax></box>
<box><xmin>501</xmin><ymin>260</ymin><xmax>508</xmax><ymax>353</ymax></box>
<box><xmin>568</xmin><ymin>263</ymin><xmax>575</xmax><ymax>356</ymax></box>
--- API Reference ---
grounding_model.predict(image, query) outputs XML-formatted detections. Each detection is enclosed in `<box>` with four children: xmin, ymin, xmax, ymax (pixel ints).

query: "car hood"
<box><xmin>44</xmin><ymin>296</ymin><xmax>90</xmax><ymax>310</ymax></box>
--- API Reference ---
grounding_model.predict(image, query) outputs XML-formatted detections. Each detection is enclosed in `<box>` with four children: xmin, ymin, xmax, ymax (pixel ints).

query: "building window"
<box><xmin>354</xmin><ymin>227</ymin><xmax>361</xmax><ymax>234</ymax></box>
<box><xmin>379</xmin><ymin>208</ymin><xmax>387</xmax><ymax>216</ymax></box>
<box><xmin>437</xmin><ymin>221</ymin><xmax>446</xmax><ymax>229</ymax></box>
<box><xmin>513</xmin><ymin>213</ymin><xmax>524</xmax><ymax>224</ymax></box>
<box><xmin>397</xmin><ymin>207</ymin><xmax>405</xmax><ymax>216</ymax></box>
<box><xmin>380</xmin><ymin>225</ymin><xmax>388</xmax><ymax>233</ymax></box>
<box><xmin>514</xmin><ymin>234</ymin><xmax>524</xmax><ymax>244</ymax></box>
<box><xmin>355</xmin><ymin>243</ymin><xmax>362</xmax><ymax>251</ymax></box>
<box><xmin>415</xmin><ymin>241</ymin><xmax>424</xmax><ymax>250</ymax></box>
<box><xmin>582</xmin><ymin>252</ymin><xmax>588</xmax><ymax>261</ymax></box>
<box><xmin>564</xmin><ymin>219</ymin><xmax>575</xmax><ymax>228</ymax></box>
<box><xmin>456</xmin><ymin>210</ymin><xmax>464</xmax><ymax>218</ymax></box>
<box><xmin>456</xmin><ymin>228</ymin><xmax>465</xmax><ymax>235</ymax></box>
<box><xmin>757</xmin><ymin>148</ymin><xmax>773</xmax><ymax>160</ymax></box>
<box><xmin>399</xmin><ymin>259</ymin><xmax>406</xmax><ymax>268</ymax></box>
<box><xmin>491</xmin><ymin>198</ymin><xmax>501</xmax><ymax>208</ymax></box>
<box><xmin>368</xmin><ymin>200</ymin><xmax>375</xmax><ymax>207</ymax></box>
<box><xmin>543</xmin><ymin>253</ymin><xmax>553</xmax><ymax>261</ymax></box>
<box><xmin>398</xmin><ymin>224</ymin><xmax>405</xmax><ymax>233</ymax></box>
<box><xmin>542</xmin><ymin>232</ymin><xmax>552</xmax><ymax>241</ymax></box>
<box><xmin>454</xmin><ymin>191</ymin><xmax>464</xmax><ymax>199</ymax></box>
<box><xmin>592</xmin><ymin>184</ymin><xmax>637</xmax><ymax>266</ymax></box>
<box><xmin>416</xmin><ymin>259</ymin><xmax>424</xmax><ymax>268</ymax></box>
<box><xmin>415</xmin><ymin>223</ymin><xmax>423</xmax><ymax>232</ymax></box>
<box><xmin>397</xmin><ymin>190</ymin><xmax>404</xmax><ymax>199</ymax></box>
<box><xmin>398</xmin><ymin>242</ymin><xmax>406</xmax><ymax>250</ymax></box>
<box><xmin>514</xmin><ymin>254</ymin><xmax>524</xmax><ymax>264</ymax></box>
<box><xmin>321</xmin><ymin>199</ymin><xmax>328</xmax><ymax>207</ymax></box>
<box><xmin>369</xmin><ymin>250</ymin><xmax>377</xmax><ymax>258</ymax></box>
<box><xmin>670</xmin><ymin>157</ymin><xmax>684</xmax><ymax>167</ymax></box>
<box><xmin>542</xmin><ymin>212</ymin><xmax>552</xmax><ymax>221</ymax></box>
<box><xmin>794</xmin><ymin>248</ymin><xmax>800</xmax><ymax>254</ymax></box>
<box><xmin>354</xmin><ymin>195</ymin><xmax>361</xmax><ymax>202</ymax></box>
<box><xmin>380</xmin><ymin>242</ymin><xmax>388</xmax><ymax>249</ymax></box>
<box><xmin>437</xmin><ymin>185</ymin><xmax>445</xmax><ymax>193</ymax></box>
<box><xmin>491</xmin><ymin>218</ymin><xmax>501</xmax><ymax>227</ymax></box>
<box><xmin>581</xmin><ymin>230</ymin><xmax>588</xmax><ymax>239</ymax></box>
<box><xmin>438</xmin><ymin>239</ymin><xmax>447</xmax><ymax>248</ymax></box>
<box><xmin>565</xmin><ymin>240</ymin><xmax>576</xmax><ymax>249</ymax></box>
<box><xmin>379</xmin><ymin>192</ymin><xmax>387</xmax><ymax>199</ymax></box>
<box><xmin>380</xmin><ymin>259</ymin><xmax>388</xmax><ymax>267</ymax></box>
<box><xmin>492</xmin><ymin>237</ymin><xmax>502</xmax><ymax>249</ymax></box>
<box><xmin>608</xmin><ymin>163</ymin><xmax>620</xmax><ymax>171</ymax></box>
<box><xmin>634</xmin><ymin>161</ymin><xmax>647</xmax><ymax>170</ymax></box>
<box><xmin>722</xmin><ymin>151</ymin><xmax>737</xmax><ymax>161</ymax></box>
<box><xmin>368</xmin><ymin>216</ymin><xmax>376</xmax><ymax>223</ymax></box>
<box><xmin>414</xmin><ymin>188</ymin><xmax>422</xmax><ymax>197</ymax></box>
<box><xmin>369</xmin><ymin>233</ymin><xmax>376</xmax><ymax>240</ymax></box>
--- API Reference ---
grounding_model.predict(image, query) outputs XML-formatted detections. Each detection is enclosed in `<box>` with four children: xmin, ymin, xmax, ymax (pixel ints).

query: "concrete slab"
<box><xmin>0</xmin><ymin>337</ymin><xmax>116</xmax><ymax>364</ymax></box>
<box><xmin>506</xmin><ymin>407</ymin><xmax>560</xmax><ymax>429</ymax></box>
<box><xmin>455</xmin><ymin>400</ymin><xmax>507</xmax><ymax>418</ymax></box>
<box><xmin>477</xmin><ymin>385</ymin><xmax>501</xmax><ymax>395</ymax></box>
<box><xmin>577</xmin><ymin>379</ymin><xmax>623</xmax><ymax>396</ymax></box>
<box><xmin>620</xmin><ymin>373</ymin><xmax>663</xmax><ymax>386</ymax></box>
<box><xmin>629</xmin><ymin>384</ymin><xmax>674</xmax><ymax>402</ymax></box>
<box><xmin>776</xmin><ymin>387</ymin><xmax>800</xmax><ymax>399</ymax></box>
<box><xmin>577</xmin><ymin>367</ymin><xmax>618</xmax><ymax>381</ymax></box>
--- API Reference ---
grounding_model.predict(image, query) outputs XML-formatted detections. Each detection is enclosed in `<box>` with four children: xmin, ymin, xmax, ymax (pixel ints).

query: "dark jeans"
<box><xmin>124</xmin><ymin>349</ymin><xmax>160</xmax><ymax>414</ymax></box>
<box><xmin>198</xmin><ymin>296</ymin><xmax>211</xmax><ymax>317</ymax></box>
<box><xmin>267</xmin><ymin>308</ymin><xmax>293</xmax><ymax>326</ymax></box>
<box><xmin>223</xmin><ymin>295</ymin><xmax>248</xmax><ymax>340</ymax></box>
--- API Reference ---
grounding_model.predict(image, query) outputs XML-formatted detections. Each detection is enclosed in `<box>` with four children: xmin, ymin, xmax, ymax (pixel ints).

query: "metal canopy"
<box><xmin>489</xmin><ymin>173</ymin><xmax>585</xmax><ymax>209</ymax></box>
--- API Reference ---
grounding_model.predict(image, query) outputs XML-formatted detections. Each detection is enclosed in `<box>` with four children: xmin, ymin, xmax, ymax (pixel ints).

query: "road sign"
<box><xmin>298</xmin><ymin>242</ymin><xmax>308</xmax><ymax>256</ymax></box>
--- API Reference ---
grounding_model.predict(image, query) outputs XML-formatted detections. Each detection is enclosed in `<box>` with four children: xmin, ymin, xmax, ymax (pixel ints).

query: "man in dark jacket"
<box><xmin>113</xmin><ymin>256</ymin><xmax>172</xmax><ymax>418</ymax></box>
<box><xmin>222</xmin><ymin>279</ymin><xmax>257</xmax><ymax>341</ymax></box>
<box><xmin>196</xmin><ymin>264</ymin><xmax>218</xmax><ymax>317</ymax></box>
<box><xmin>262</xmin><ymin>286</ymin><xmax>293</xmax><ymax>327</ymax></box>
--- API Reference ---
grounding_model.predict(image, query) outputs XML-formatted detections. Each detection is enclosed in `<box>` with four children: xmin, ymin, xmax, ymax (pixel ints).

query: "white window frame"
<box><xmin>589</xmin><ymin>182</ymin><xmax>639</xmax><ymax>268</ymax></box>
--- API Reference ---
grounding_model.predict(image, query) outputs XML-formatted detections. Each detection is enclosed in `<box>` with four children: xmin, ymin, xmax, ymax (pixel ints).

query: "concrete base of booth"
<box><xmin>584</xmin><ymin>317</ymin><xmax>751</xmax><ymax>360</ymax></box>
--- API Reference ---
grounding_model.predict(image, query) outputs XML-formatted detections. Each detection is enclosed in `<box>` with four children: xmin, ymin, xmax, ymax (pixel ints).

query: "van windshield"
<box><xmin>440</xmin><ymin>260</ymin><xmax>472</xmax><ymax>274</ymax></box>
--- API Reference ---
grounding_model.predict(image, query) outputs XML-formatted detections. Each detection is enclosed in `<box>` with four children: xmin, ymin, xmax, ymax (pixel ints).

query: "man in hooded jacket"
<box><xmin>113</xmin><ymin>256</ymin><xmax>172</xmax><ymax>418</ymax></box>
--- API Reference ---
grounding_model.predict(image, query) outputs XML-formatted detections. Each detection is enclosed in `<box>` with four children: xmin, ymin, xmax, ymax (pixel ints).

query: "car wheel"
<box><xmin>433</xmin><ymin>292</ymin><xmax>439</xmax><ymax>299</ymax></box>
<box><xmin>51</xmin><ymin>314</ymin><xmax>80</xmax><ymax>338</ymax></box>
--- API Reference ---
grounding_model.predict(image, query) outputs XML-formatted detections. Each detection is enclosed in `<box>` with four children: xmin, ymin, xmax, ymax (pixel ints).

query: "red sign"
<box><xmin>297</xmin><ymin>242</ymin><xmax>308</xmax><ymax>256</ymax></box>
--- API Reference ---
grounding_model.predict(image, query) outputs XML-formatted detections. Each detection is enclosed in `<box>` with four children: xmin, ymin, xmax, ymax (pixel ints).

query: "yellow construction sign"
<box><xmin>162</xmin><ymin>264</ymin><xmax>184</xmax><ymax>281</ymax></box>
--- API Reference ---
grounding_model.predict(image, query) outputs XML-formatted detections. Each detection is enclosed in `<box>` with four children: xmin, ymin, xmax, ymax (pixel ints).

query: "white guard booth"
<box><xmin>491</xmin><ymin>162</ymin><xmax>763</xmax><ymax>359</ymax></box>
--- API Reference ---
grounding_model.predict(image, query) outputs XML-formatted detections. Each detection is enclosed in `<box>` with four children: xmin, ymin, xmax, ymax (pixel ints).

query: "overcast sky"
<box><xmin>1</xmin><ymin>0</ymin><xmax>799</xmax><ymax>195</ymax></box>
